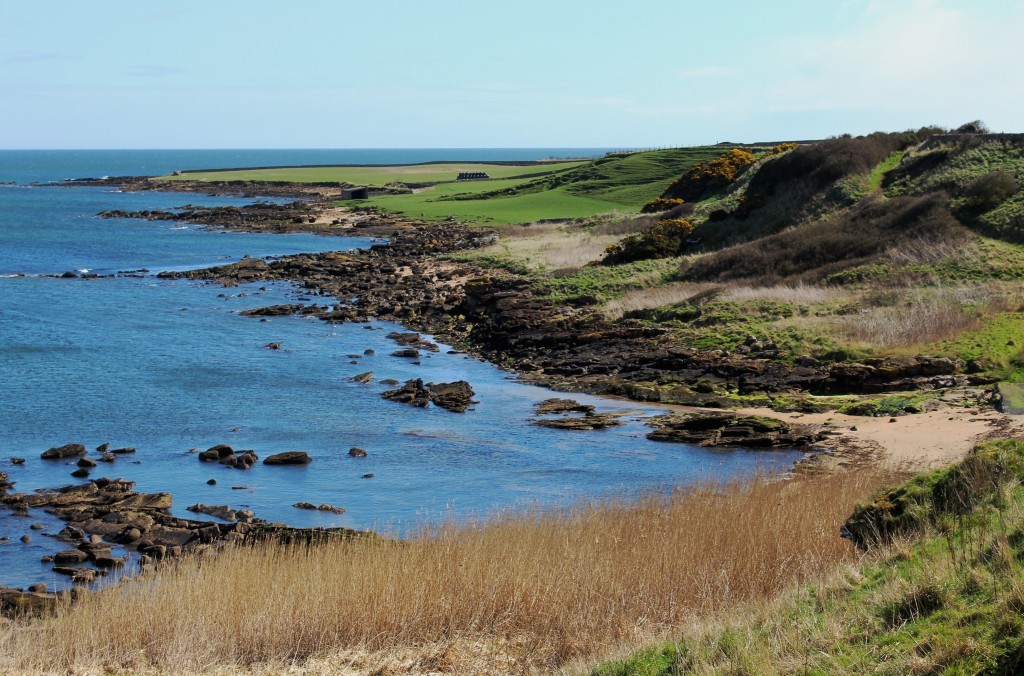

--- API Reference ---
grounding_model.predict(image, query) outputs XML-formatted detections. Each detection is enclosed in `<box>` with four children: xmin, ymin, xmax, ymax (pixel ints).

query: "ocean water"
<box><xmin>0</xmin><ymin>150</ymin><xmax>803</xmax><ymax>590</ymax></box>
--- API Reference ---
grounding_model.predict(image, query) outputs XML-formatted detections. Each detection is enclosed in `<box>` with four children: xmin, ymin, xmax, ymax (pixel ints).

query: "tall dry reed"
<box><xmin>0</xmin><ymin>471</ymin><xmax>895</xmax><ymax>673</ymax></box>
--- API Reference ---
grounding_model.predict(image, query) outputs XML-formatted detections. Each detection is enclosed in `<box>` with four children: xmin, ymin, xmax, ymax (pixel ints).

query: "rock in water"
<box><xmin>535</xmin><ymin>398</ymin><xmax>596</xmax><ymax>415</ymax></box>
<box><xmin>348</xmin><ymin>447</ymin><xmax>368</xmax><ymax>457</ymax></box>
<box><xmin>263</xmin><ymin>451</ymin><xmax>312</xmax><ymax>465</ymax></box>
<box><xmin>428</xmin><ymin>380</ymin><xmax>476</xmax><ymax>413</ymax></box>
<box><xmin>349</xmin><ymin>371</ymin><xmax>373</xmax><ymax>384</ymax></box>
<box><xmin>41</xmin><ymin>443</ymin><xmax>86</xmax><ymax>460</ymax></box>
<box><xmin>186</xmin><ymin>503</ymin><xmax>237</xmax><ymax>521</ymax></box>
<box><xmin>381</xmin><ymin>379</ymin><xmax>431</xmax><ymax>407</ymax></box>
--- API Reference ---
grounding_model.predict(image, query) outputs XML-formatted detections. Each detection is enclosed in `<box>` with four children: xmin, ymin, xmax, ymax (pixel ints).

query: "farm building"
<box><xmin>339</xmin><ymin>186</ymin><xmax>369</xmax><ymax>199</ymax></box>
<box><xmin>456</xmin><ymin>171</ymin><xmax>489</xmax><ymax>180</ymax></box>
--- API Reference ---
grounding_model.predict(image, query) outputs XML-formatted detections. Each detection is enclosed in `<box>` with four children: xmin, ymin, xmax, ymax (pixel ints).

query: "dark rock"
<box><xmin>96</xmin><ymin>443</ymin><xmax>110</xmax><ymax>453</ymax></box>
<box><xmin>264</xmin><ymin>341</ymin><xmax>282</xmax><ymax>351</ymax></box>
<box><xmin>317</xmin><ymin>504</ymin><xmax>345</xmax><ymax>514</ymax></box>
<box><xmin>646</xmin><ymin>412</ymin><xmax>822</xmax><ymax>448</ymax></box>
<box><xmin>390</xmin><ymin>348</ymin><xmax>420</xmax><ymax>358</ymax></box>
<box><xmin>41</xmin><ymin>443</ymin><xmax>87</xmax><ymax>460</ymax></box>
<box><xmin>70</xmin><ymin>468</ymin><xmax>90</xmax><ymax>478</ymax></box>
<box><xmin>382</xmin><ymin>379</ymin><xmax>431</xmax><ymax>407</ymax></box>
<box><xmin>77</xmin><ymin>457</ymin><xmax>97</xmax><ymax>468</ymax></box>
<box><xmin>263</xmin><ymin>451</ymin><xmax>312</xmax><ymax>465</ymax></box>
<box><xmin>361</xmin><ymin>473</ymin><xmax>375</xmax><ymax>479</ymax></box>
<box><xmin>30</xmin><ymin>524</ymin><xmax>45</xmax><ymax>530</ymax></box>
<box><xmin>293</xmin><ymin>501</ymin><xmax>317</xmax><ymax>510</ymax></box>
<box><xmin>428</xmin><ymin>380</ymin><xmax>476</xmax><ymax>413</ymax></box>
<box><xmin>20</xmin><ymin>535</ymin><xmax>30</xmax><ymax>543</ymax></box>
<box><xmin>207</xmin><ymin>479</ymin><xmax>216</xmax><ymax>485</ymax></box>
<box><xmin>99</xmin><ymin>453</ymin><xmax>116</xmax><ymax>463</ymax></box>
<box><xmin>379</xmin><ymin>379</ymin><xmax>400</xmax><ymax>386</ymax></box>
<box><xmin>110</xmin><ymin>447</ymin><xmax>136</xmax><ymax>455</ymax></box>
<box><xmin>53</xmin><ymin>549</ymin><xmax>89</xmax><ymax>564</ymax></box>
<box><xmin>9</xmin><ymin>457</ymin><xmax>25</xmax><ymax>465</ymax></box>
<box><xmin>350</xmin><ymin>371</ymin><xmax>373</xmax><ymax>384</ymax></box>
<box><xmin>348</xmin><ymin>447</ymin><xmax>368</xmax><ymax>457</ymax></box>
<box><xmin>535</xmin><ymin>398</ymin><xmax>595</xmax><ymax>415</ymax></box>
<box><xmin>186</xmin><ymin>503</ymin><xmax>236</xmax><ymax>521</ymax></box>
<box><xmin>533</xmin><ymin>412</ymin><xmax>625</xmax><ymax>430</ymax></box>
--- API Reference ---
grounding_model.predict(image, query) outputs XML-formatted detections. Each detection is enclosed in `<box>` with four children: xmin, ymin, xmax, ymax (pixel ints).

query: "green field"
<box><xmin>157</xmin><ymin>161</ymin><xmax>586</xmax><ymax>186</ymax></box>
<box><xmin>363</xmin><ymin>147</ymin><xmax>732</xmax><ymax>225</ymax></box>
<box><xmin>155</xmin><ymin>147</ymin><xmax>733</xmax><ymax>225</ymax></box>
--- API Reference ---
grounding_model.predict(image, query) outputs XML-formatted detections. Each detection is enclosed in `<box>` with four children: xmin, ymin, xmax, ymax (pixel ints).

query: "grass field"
<box><xmin>157</xmin><ymin>161</ymin><xmax>586</xmax><ymax>186</ymax></box>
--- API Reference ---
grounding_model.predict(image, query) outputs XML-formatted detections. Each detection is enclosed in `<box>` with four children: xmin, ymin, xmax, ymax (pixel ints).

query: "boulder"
<box><xmin>381</xmin><ymin>379</ymin><xmax>431</xmax><ymax>407</ymax></box>
<box><xmin>427</xmin><ymin>380</ymin><xmax>476</xmax><ymax>413</ymax></box>
<box><xmin>349</xmin><ymin>371</ymin><xmax>374</xmax><ymax>384</ymax></box>
<box><xmin>535</xmin><ymin>398</ymin><xmax>596</xmax><ymax>415</ymax></box>
<box><xmin>390</xmin><ymin>348</ymin><xmax>420</xmax><ymax>358</ymax></box>
<box><xmin>348</xmin><ymin>447</ymin><xmax>368</xmax><ymax>457</ymax></box>
<box><xmin>110</xmin><ymin>447</ymin><xmax>136</xmax><ymax>455</ymax></box>
<box><xmin>41</xmin><ymin>443</ymin><xmax>86</xmax><ymax>460</ymax></box>
<box><xmin>77</xmin><ymin>457</ymin><xmax>97</xmax><ymax>468</ymax></box>
<box><xmin>533</xmin><ymin>412</ymin><xmax>625</xmax><ymax>430</ymax></box>
<box><xmin>52</xmin><ymin>549</ymin><xmax>89</xmax><ymax>564</ymax></box>
<box><xmin>263</xmin><ymin>452</ymin><xmax>312</xmax><ymax>465</ymax></box>
<box><xmin>186</xmin><ymin>503</ymin><xmax>237</xmax><ymax>521</ymax></box>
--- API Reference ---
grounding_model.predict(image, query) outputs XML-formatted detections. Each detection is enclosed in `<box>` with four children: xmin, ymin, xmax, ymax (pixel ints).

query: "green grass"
<box><xmin>367</xmin><ymin>182</ymin><xmax>628</xmax><ymax>225</ymax></box>
<box><xmin>997</xmin><ymin>383</ymin><xmax>1024</xmax><ymax>414</ymax></box>
<box><xmin>156</xmin><ymin>161</ymin><xmax>585</xmax><ymax>186</ymax></box>
<box><xmin>929</xmin><ymin>312</ymin><xmax>1024</xmax><ymax>380</ymax></box>
<box><xmin>594</xmin><ymin>439</ymin><xmax>1024</xmax><ymax>675</ymax></box>
<box><xmin>361</xmin><ymin>147</ymin><xmax>732</xmax><ymax>225</ymax></box>
<box><xmin>868</xmin><ymin>150</ymin><xmax>906</xmax><ymax>192</ymax></box>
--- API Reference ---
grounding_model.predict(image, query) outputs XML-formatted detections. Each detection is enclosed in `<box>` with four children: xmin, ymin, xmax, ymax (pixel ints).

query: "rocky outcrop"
<box><xmin>645</xmin><ymin>413</ymin><xmax>823</xmax><ymax>448</ymax></box>
<box><xmin>382</xmin><ymin>379</ymin><xmax>432</xmax><ymax>408</ymax></box>
<box><xmin>533</xmin><ymin>412</ymin><xmax>625</xmax><ymax>430</ymax></box>
<box><xmin>381</xmin><ymin>379</ymin><xmax>476</xmax><ymax>412</ymax></box>
<box><xmin>535</xmin><ymin>398</ymin><xmax>596</xmax><ymax>415</ymax></box>
<box><xmin>41</xmin><ymin>443</ymin><xmax>87</xmax><ymax>460</ymax></box>
<box><xmin>263</xmin><ymin>452</ymin><xmax>312</xmax><ymax>465</ymax></box>
<box><xmin>427</xmin><ymin>381</ymin><xmax>476</xmax><ymax>412</ymax></box>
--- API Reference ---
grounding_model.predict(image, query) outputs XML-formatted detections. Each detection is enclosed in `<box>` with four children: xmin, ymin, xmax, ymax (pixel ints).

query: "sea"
<box><xmin>0</xmin><ymin>149</ymin><xmax>803</xmax><ymax>590</ymax></box>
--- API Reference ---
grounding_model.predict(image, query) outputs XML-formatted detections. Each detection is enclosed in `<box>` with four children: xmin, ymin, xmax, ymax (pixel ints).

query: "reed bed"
<box><xmin>0</xmin><ymin>470</ymin><xmax>896</xmax><ymax>674</ymax></box>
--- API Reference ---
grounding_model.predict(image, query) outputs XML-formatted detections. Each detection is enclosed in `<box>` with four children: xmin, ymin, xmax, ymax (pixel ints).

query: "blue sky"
<box><xmin>1</xmin><ymin>0</ymin><xmax>1021</xmax><ymax>148</ymax></box>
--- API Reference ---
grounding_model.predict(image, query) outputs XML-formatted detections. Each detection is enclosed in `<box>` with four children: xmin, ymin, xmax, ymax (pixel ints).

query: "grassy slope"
<box><xmin>596</xmin><ymin>439</ymin><xmax>1024</xmax><ymax>675</ymax></box>
<box><xmin>363</xmin><ymin>147</ymin><xmax>728</xmax><ymax>225</ymax></box>
<box><xmin>157</xmin><ymin>161</ymin><xmax>585</xmax><ymax>186</ymax></box>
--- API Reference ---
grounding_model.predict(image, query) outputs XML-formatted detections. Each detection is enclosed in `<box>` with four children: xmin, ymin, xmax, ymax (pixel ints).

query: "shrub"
<box><xmin>641</xmin><ymin>197</ymin><xmax>685</xmax><ymax>213</ymax></box>
<box><xmin>962</xmin><ymin>170</ymin><xmax>1020</xmax><ymax>213</ymax></box>
<box><xmin>661</xmin><ymin>149</ymin><xmax>757</xmax><ymax>201</ymax></box>
<box><xmin>684</xmin><ymin>193</ymin><xmax>966</xmax><ymax>284</ymax></box>
<box><xmin>603</xmin><ymin>219</ymin><xmax>695</xmax><ymax>265</ymax></box>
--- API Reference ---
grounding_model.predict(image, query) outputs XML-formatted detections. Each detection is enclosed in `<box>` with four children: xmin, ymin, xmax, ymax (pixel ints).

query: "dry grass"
<box><xmin>476</xmin><ymin>222</ymin><xmax>622</xmax><ymax>272</ymax></box>
<box><xmin>841</xmin><ymin>285</ymin><xmax>1008</xmax><ymax>348</ymax></box>
<box><xmin>603</xmin><ymin>281</ymin><xmax>845</xmax><ymax>319</ymax></box>
<box><xmin>0</xmin><ymin>471</ymin><xmax>897</xmax><ymax>674</ymax></box>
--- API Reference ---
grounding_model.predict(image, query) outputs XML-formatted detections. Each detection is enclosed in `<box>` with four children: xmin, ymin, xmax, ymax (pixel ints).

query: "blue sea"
<box><xmin>0</xmin><ymin>150</ymin><xmax>802</xmax><ymax>590</ymax></box>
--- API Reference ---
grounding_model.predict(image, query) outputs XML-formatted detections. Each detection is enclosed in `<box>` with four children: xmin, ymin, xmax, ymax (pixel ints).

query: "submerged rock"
<box><xmin>349</xmin><ymin>371</ymin><xmax>373</xmax><ymax>384</ymax></box>
<box><xmin>263</xmin><ymin>451</ymin><xmax>312</xmax><ymax>465</ymax></box>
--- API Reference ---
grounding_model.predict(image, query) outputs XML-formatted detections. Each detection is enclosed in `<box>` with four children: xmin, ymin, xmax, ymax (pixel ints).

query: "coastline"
<box><xmin>100</xmin><ymin>178</ymin><xmax>1012</xmax><ymax>474</ymax></box>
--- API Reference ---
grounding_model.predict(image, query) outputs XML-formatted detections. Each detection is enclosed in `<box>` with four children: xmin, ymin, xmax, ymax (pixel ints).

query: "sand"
<box><xmin>734</xmin><ymin>405</ymin><xmax>1024</xmax><ymax>471</ymax></box>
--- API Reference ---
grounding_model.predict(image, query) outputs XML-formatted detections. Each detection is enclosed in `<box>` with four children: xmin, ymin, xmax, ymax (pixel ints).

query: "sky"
<box><xmin>0</xmin><ymin>0</ymin><xmax>1021</xmax><ymax>149</ymax></box>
